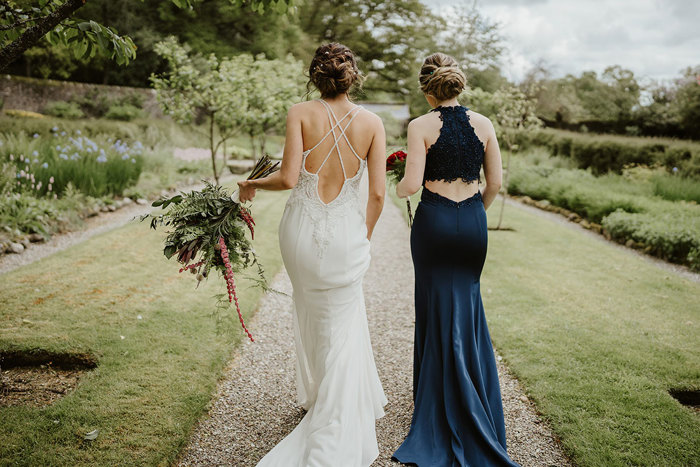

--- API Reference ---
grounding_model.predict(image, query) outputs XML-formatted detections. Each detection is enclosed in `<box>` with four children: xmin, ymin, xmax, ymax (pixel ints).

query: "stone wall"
<box><xmin>0</xmin><ymin>74</ymin><xmax>162</xmax><ymax>117</ymax></box>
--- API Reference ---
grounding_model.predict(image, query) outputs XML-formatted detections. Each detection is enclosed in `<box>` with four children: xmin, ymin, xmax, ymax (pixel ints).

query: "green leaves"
<box><xmin>152</xmin><ymin>194</ymin><xmax>184</xmax><ymax>209</ymax></box>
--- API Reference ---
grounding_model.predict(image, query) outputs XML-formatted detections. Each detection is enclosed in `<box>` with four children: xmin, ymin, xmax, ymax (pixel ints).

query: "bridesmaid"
<box><xmin>392</xmin><ymin>52</ymin><xmax>519</xmax><ymax>466</ymax></box>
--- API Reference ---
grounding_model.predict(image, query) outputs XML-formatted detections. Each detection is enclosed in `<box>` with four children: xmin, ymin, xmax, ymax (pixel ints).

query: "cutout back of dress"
<box><xmin>302</xmin><ymin>99</ymin><xmax>365</xmax><ymax>204</ymax></box>
<box><xmin>423</xmin><ymin>105</ymin><xmax>485</xmax><ymax>186</ymax></box>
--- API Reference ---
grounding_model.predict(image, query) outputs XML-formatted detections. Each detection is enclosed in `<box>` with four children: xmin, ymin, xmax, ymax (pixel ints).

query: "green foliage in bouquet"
<box><xmin>145</xmin><ymin>181</ymin><xmax>259</xmax><ymax>281</ymax></box>
<box><xmin>139</xmin><ymin>155</ymin><xmax>279</xmax><ymax>341</ymax></box>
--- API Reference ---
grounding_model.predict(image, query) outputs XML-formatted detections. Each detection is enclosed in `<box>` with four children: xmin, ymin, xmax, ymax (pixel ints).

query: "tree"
<box><xmin>238</xmin><ymin>54</ymin><xmax>306</xmax><ymax>160</ymax></box>
<box><xmin>468</xmin><ymin>85</ymin><xmax>542</xmax><ymax>230</ymax></box>
<box><xmin>299</xmin><ymin>0</ymin><xmax>440</xmax><ymax>98</ymax></box>
<box><xmin>150</xmin><ymin>37</ymin><xmax>304</xmax><ymax>183</ymax></box>
<box><xmin>674</xmin><ymin>66</ymin><xmax>700</xmax><ymax>140</ymax></box>
<box><xmin>0</xmin><ymin>0</ymin><xmax>295</xmax><ymax>72</ymax></box>
<box><xmin>438</xmin><ymin>1</ymin><xmax>504</xmax><ymax>88</ymax></box>
<box><xmin>409</xmin><ymin>0</ymin><xmax>506</xmax><ymax>117</ymax></box>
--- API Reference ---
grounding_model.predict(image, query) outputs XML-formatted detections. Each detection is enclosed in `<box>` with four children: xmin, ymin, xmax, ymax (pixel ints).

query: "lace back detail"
<box><xmin>423</xmin><ymin>105</ymin><xmax>485</xmax><ymax>185</ymax></box>
<box><xmin>286</xmin><ymin>100</ymin><xmax>366</xmax><ymax>258</ymax></box>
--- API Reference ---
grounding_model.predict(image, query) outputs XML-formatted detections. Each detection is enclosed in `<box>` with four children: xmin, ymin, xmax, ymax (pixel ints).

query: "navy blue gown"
<box><xmin>392</xmin><ymin>105</ymin><xmax>519</xmax><ymax>467</ymax></box>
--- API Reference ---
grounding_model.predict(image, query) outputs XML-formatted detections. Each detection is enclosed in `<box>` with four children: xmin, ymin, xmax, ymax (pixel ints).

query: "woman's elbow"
<box><xmin>281</xmin><ymin>174</ymin><xmax>297</xmax><ymax>190</ymax></box>
<box><xmin>402</xmin><ymin>181</ymin><xmax>421</xmax><ymax>196</ymax></box>
<box><xmin>485</xmin><ymin>178</ymin><xmax>502</xmax><ymax>191</ymax></box>
<box><xmin>369</xmin><ymin>190</ymin><xmax>385</xmax><ymax>205</ymax></box>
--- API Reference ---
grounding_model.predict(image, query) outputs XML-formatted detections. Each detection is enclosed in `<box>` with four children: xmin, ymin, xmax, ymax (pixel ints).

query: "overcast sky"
<box><xmin>426</xmin><ymin>0</ymin><xmax>699</xmax><ymax>83</ymax></box>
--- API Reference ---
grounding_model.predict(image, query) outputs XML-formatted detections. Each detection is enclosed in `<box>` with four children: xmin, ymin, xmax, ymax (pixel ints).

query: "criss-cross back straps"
<box><xmin>317</xmin><ymin>99</ymin><xmax>364</xmax><ymax>164</ymax></box>
<box><xmin>306</xmin><ymin>99</ymin><xmax>362</xmax><ymax>178</ymax></box>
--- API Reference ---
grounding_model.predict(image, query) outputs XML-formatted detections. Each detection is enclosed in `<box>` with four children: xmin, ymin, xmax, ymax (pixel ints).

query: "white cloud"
<box><xmin>424</xmin><ymin>0</ymin><xmax>699</xmax><ymax>82</ymax></box>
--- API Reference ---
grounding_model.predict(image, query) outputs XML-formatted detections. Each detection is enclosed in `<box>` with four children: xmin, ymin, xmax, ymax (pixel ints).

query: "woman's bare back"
<box><xmin>298</xmin><ymin>99</ymin><xmax>377</xmax><ymax>204</ymax></box>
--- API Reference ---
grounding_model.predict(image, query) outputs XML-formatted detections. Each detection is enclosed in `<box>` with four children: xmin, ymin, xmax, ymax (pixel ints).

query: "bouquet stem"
<box><xmin>406</xmin><ymin>198</ymin><xmax>414</xmax><ymax>228</ymax></box>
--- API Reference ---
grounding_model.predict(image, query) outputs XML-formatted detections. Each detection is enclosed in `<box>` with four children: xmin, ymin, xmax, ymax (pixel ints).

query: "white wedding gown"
<box><xmin>256</xmin><ymin>100</ymin><xmax>387</xmax><ymax>467</ymax></box>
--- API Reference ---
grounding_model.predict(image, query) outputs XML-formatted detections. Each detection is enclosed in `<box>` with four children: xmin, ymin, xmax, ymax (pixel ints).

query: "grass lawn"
<box><xmin>390</xmin><ymin>189</ymin><xmax>700</xmax><ymax>466</ymax></box>
<box><xmin>0</xmin><ymin>182</ymin><xmax>288</xmax><ymax>466</ymax></box>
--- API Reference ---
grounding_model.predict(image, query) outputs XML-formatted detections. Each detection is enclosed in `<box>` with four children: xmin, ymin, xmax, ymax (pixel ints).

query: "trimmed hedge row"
<box><xmin>511</xmin><ymin>129</ymin><xmax>700</xmax><ymax>178</ymax></box>
<box><xmin>509</xmin><ymin>165</ymin><xmax>700</xmax><ymax>271</ymax></box>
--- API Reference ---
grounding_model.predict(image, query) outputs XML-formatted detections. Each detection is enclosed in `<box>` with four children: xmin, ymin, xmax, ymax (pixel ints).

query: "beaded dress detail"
<box><xmin>423</xmin><ymin>105</ymin><xmax>485</xmax><ymax>185</ymax></box>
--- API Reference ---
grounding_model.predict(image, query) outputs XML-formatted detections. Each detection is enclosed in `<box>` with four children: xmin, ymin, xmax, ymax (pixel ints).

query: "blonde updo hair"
<box><xmin>307</xmin><ymin>43</ymin><xmax>363</xmax><ymax>98</ymax></box>
<box><xmin>419</xmin><ymin>53</ymin><xmax>467</xmax><ymax>102</ymax></box>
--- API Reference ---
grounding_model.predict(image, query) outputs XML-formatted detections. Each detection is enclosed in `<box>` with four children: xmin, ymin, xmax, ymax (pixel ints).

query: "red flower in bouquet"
<box><xmin>385</xmin><ymin>149</ymin><xmax>413</xmax><ymax>227</ymax></box>
<box><xmin>386</xmin><ymin>150</ymin><xmax>407</xmax><ymax>176</ymax></box>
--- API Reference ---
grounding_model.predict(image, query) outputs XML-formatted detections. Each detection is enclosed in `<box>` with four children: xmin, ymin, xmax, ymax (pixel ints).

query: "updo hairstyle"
<box><xmin>418</xmin><ymin>53</ymin><xmax>467</xmax><ymax>102</ymax></box>
<box><xmin>307</xmin><ymin>43</ymin><xmax>363</xmax><ymax>98</ymax></box>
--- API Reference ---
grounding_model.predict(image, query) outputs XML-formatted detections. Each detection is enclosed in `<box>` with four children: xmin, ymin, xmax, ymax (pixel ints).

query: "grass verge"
<box><xmin>0</xmin><ymin>183</ymin><xmax>288</xmax><ymax>466</ymax></box>
<box><xmin>389</xmin><ymin>189</ymin><xmax>700</xmax><ymax>466</ymax></box>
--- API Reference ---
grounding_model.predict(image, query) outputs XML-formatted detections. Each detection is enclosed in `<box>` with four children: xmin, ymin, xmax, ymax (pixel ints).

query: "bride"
<box><xmin>237</xmin><ymin>42</ymin><xmax>388</xmax><ymax>466</ymax></box>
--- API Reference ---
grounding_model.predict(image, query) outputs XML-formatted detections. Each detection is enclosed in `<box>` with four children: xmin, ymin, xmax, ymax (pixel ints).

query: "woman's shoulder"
<box><xmin>288</xmin><ymin>100</ymin><xmax>317</xmax><ymax>115</ymax></box>
<box><xmin>355</xmin><ymin>105</ymin><xmax>383</xmax><ymax>126</ymax></box>
<box><xmin>465</xmin><ymin>109</ymin><xmax>494</xmax><ymax>129</ymax></box>
<box><xmin>408</xmin><ymin>111</ymin><xmax>442</xmax><ymax>134</ymax></box>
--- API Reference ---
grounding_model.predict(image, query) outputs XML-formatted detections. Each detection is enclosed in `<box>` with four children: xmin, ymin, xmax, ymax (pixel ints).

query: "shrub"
<box><xmin>104</xmin><ymin>104</ymin><xmax>144</xmax><ymax>121</ymax></box>
<box><xmin>44</xmin><ymin>101</ymin><xmax>84</xmax><ymax>119</ymax></box>
<box><xmin>508</xmin><ymin>166</ymin><xmax>645</xmax><ymax>223</ymax></box>
<box><xmin>513</xmin><ymin>129</ymin><xmax>700</xmax><ymax>178</ymax></box>
<box><xmin>652</xmin><ymin>174</ymin><xmax>700</xmax><ymax>203</ymax></box>
<box><xmin>603</xmin><ymin>209</ymin><xmax>700</xmax><ymax>271</ymax></box>
<box><xmin>508</xmin><ymin>150</ymin><xmax>700</xmax><ymax>270</ymax></box>
<box><xmin>3</xmin><ymin>132</ymin><xmax>144</xmax><ymax>198</ymax></box>
<box><xmin>0</xmin><ymin>184</ymin><xmax>102</xmax><ymax>239</ymax></box>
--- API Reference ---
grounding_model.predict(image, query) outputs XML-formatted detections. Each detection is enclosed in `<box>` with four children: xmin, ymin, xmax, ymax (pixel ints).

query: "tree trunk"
<box><xmin>209</xmin><ymin>113</ymin><xmax>219</xmax><ymax>185</ymax></box>
<box><xmin>0</xmin><ymin>0</ymin><xmax>88</xmax><ymax>72</ymax></box>
<box><xmin>259</xmin><ymin>134</ymin><xmax>266</xmax><ymax>158</ymax></box>
<box><xmin>217</xmin><ymin>137</ymin><xmax>228</xmax><ymax>180</ymax></box>
<box><xmin>495</xmin><ymin>134</ymin><xmax>512</xmax><ymax>230</ymax></box>
<box><xmin>249</xmin><ymin>133</ymin><xmax>256</xmax><ymax>161</ymax></box>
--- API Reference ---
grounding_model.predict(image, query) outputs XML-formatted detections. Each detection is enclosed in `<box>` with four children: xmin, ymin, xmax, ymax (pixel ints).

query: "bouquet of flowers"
<box><xmin>140</xmin><ymin>155</ymin><xmax>280</xmax><ymax>342</ymax></box>
<box><xmin>386</xmin><ymin>149</ymin><xmax>413</xmax><ymax>227</ymax></box>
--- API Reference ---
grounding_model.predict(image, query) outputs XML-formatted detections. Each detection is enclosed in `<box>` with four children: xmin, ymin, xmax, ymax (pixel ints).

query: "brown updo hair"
<box><xmin>307</xmin><ymin>43</ymin><xmax>363</xmax><ymax>98</ymax></box>
<box><xmin>419</xmin><ymin>53</ymin><xmax>467</xmax><ymax>102</ymax></box>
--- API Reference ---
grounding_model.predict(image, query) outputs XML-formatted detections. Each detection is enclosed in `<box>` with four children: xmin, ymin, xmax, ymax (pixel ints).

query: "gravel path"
<box><xmin>176</xmin><ymin>188</ymin><xmax>571</xmax><ymax>466</ymax></box>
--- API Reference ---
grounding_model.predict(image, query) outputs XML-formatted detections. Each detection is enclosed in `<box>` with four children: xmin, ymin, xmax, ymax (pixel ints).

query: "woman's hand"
<box><xmin>237</xmin><ymin>180</ymin><xmax>257</xmax><ymax>203</ymax></box>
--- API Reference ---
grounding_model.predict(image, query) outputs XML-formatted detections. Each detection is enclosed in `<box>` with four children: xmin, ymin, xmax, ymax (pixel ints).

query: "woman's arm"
<box><xmin>480</xmin><ymin>119</ymin><xmax>502</xmax><ymax>210</ymax></box>
<box><xmin>238</xmin><ymin>105</ymin><xmax>304</xmax><ymax>202</ymax></box>
<box><xmin>396</xmin><ymin>118</ymin><xmax>426</xmax><ymax>199</ymax></box>
<box><xmin>365</xmin><ymin>115</ymin><xmax>387</xmax><ymax>240</ymax></box>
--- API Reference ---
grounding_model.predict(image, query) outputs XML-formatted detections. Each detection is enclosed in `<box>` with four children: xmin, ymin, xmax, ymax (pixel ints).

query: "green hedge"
<box><xmin>603</xmin><ymin>210</ymin><xmax>700</xmax><ymax>268</ymax></box>
<box><xmin>509</xmin><ymin>163</ymin><xmax>700</xmax><ymax>271</ymax></box>
<box><xmin>512</xmin><ymin>129</ymin><xmax>700</xmax><ymax>178</ymax></box>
